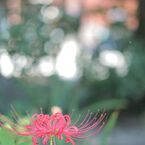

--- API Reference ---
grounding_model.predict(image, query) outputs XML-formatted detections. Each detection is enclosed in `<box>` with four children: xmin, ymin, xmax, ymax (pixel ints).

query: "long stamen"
<box><xmin>77</xmin><ymin>110</ymin><xmax>90</xmax><ymax>128</ymax></box>
<box><xmin>71</xmin><ymin>114</ymin><xmax>81</xmax><ymax>126</ymax></box>
<box><xmin>78</xmin><ymin>113</ymin><xmax>106</xmax><ymax>133</ymax></box>
<box><xmin>78</xmin><ymin>112</ymin><xmax>93</xmax><ymax>129</ymax></box>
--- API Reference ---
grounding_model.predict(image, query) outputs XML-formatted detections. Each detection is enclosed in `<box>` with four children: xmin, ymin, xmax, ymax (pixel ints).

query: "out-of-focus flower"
<box><xmin>0</xmin><ymin>112</ymin><xmax>106</xmax><ymax>145</ymax></box>
<box><xmin>0</xmin><ymin>121</ymin><xmax>3</xmax><ymax>126</ymax></box>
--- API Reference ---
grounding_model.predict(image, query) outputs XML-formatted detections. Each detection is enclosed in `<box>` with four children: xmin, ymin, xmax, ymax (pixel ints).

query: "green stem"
<box><xmin>50</xmin><ymin>137</ymin><xmax>53</xmax><ymax>145</ymax></box>
<box><xmin>50</xmin><ymin>136</ymin><xmax>55</xmax><ymax>145</ymax></box>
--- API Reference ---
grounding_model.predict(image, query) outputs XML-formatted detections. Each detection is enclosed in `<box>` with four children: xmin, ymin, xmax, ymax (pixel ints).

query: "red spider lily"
<box><xmin>1</xmin><ymin>112</ymin><xmax>106</xmax><ymax>145</ymax></box>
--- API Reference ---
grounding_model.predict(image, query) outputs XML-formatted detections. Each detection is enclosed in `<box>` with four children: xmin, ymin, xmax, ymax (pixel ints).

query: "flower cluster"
<box><xmin>1</xmin><ymin>112</ymin><xmax>106</xmax><ymax>145</ymax></box>
<box><xmin>0</xmin><ymin>112</ymin><xmax>106</xmax><ymax>145</ymax></box>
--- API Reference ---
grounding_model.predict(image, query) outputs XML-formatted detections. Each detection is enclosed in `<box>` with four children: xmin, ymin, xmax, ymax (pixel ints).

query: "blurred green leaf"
<box><xmin>0</xmin><ymin>127</ymin><xmax>32</xmax><ymax>145</ymax></box>
<box><xmin>0</xmin><ymin>128</ymin><xmax>16</xmax><ymax>145</ymax></box>
<box><xmin>16</xmin><ymin>137</ymin><xmax>32</xmax><ymax>145</ymax></box>
<box><xmin>80</xmin><ymin>99</ymin><xmax>127</xmax><ymax>113</ymax></box>
<box><xmin>100</xmin><ymin>111</ymin><xmax>119</xmax><ymax>145</ymax></box>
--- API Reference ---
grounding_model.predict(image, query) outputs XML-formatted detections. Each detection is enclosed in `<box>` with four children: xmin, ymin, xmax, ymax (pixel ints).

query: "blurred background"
<box><xmin>0</xmin><ymin>0</ymin><xmax>145</xmax><ymax>145</ymax></box>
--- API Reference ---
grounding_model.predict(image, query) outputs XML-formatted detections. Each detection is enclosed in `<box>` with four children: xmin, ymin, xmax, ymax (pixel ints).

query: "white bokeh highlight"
<box><xmin>55</xmin><ymin>36</ymin><xmax>80</xmax><ymax>80</ymax></box>
<box><xmin>0</xmin><ymin>52</ymin><xmax>14</xmax><ymax>78</ymax></box>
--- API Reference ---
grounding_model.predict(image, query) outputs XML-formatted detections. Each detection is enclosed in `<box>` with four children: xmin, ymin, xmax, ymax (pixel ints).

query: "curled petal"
<box><xmin>66</xmin><ymin>137</ymin><xmax>75</xmax><ymax>145</ymax></box>
<box><xmin>32</xmin><ymin>137</ymin><xmax>38</xmax><ymax>145</ymax></box>
<box><xmin>42</xmin><ymin>136</ymin><xmax>49</xmax><ymax>145</ymax></box>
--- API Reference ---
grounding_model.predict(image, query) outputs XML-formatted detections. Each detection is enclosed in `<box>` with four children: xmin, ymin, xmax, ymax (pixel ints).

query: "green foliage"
<box><xmin>100</xmin><ymin>112</ymin><xmax>119</xmax><ymax>145</ymax></box>
<box><xmin>0</xmin><ymin>128</ymin><xmax>15</xmax><ymax>145</ymax></box>
<box><xmin>80</xmin><ymin>99</ymin><xmax>127</xmax><ymax>113</ymax></box>
<box><xmin>0</xmin><ymin>127</ymin><xmax>31</xmax><ymax>145</ymax></box>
